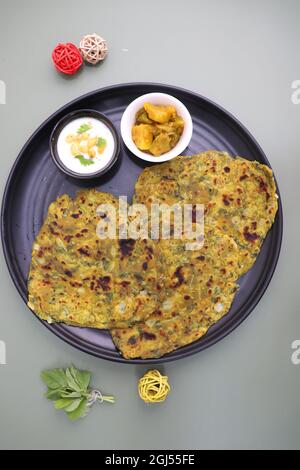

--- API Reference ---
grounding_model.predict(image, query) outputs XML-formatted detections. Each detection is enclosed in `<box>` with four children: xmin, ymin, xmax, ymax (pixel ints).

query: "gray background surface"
<box><xmin>0</xmin><ymin>0</ymin><xmax>299</xmax><ymax>450</ymax></box>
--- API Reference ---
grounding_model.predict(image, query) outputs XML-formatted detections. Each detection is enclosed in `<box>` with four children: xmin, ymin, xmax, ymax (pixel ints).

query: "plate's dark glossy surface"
<box><xmin>1</xmin><ymin>83</ymin><xmax>283</xmax><ymax>363</ymax></box>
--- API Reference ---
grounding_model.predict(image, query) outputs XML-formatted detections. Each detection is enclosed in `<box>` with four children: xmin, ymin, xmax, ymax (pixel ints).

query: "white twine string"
<box><xmin>87</xmin><ymin>389</ymin><xmax>104</xmax><ymax>407</ymax></box>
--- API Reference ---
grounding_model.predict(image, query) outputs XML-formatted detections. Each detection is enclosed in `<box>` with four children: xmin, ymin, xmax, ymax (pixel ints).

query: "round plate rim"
<box><xmin>1</xmin><ymin>82</ymin><xmax>283</xmax><ymax>364</ymax></box>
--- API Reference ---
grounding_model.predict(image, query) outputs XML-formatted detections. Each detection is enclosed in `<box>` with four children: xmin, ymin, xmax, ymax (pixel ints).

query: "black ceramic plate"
<box><xmin>1</xmin><ymin>83</ymin><xmax>283</xmax><ymax>363</ymax></box>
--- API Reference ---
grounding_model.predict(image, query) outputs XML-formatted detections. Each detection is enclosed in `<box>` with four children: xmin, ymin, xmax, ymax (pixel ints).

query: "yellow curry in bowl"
<box><xmin>132</xmin><ymin>103</ymin><xmax>184</xmax><ymax>156</ymax></box>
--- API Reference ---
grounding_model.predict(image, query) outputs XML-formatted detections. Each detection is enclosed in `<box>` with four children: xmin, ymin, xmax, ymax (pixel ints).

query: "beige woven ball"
<box><xmin>79</xmin><ymin>34</ymin><xmax>108</xmax><ymax>65</ymax></box>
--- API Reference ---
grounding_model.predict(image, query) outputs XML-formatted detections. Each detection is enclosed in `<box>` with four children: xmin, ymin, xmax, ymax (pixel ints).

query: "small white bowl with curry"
<box><xmin>120</xmin><ymin>92</ymin><xmax>193</xmax><ymax>163</ymax></box>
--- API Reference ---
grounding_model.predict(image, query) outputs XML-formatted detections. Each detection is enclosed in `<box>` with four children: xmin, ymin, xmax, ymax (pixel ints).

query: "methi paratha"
<box><xmin>111</xmin><ymin>226</ymin><xmax>239</xmax><ymax>358</ymax></box>
<box><xmin>28</xmin><ymin>152</ymin><xmax>278</xmax><ymax>359</ymax></box>
<box><xmin>28</xmin><ymin>189</ymin><xmax>159</xmax><ymax>329</ymax></box>
<box><xmin>134</xmin><ymin>151</ymin><xmax>278</xmax><ymax>275</ymax></box>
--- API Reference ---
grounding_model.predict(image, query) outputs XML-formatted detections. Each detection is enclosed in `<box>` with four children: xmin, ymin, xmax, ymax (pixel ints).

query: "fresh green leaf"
<box><xmin>74</xmin><ymin>370</ymin><xmax>91</xmax><ymax>392</ymax></box>
<box><xmin>45</xmin><ymin>389</ymin><xmax>63</xmax><ymax>401</ymax></box>
<box><xmin>54</xmin><ymin>398</ymin><xmax>75</xmax><ymax>410</ymax></box>
<box><xmin>65</xmin><ymin>368</ymin><xmax>82</xmax><ymax>392</ymax></box>
<box><xmin>42</xmin><ymin>365</ymin><xmax>114</xmax><ymax>421</ymax></box>
<box><xmin>97</xmin><ymin>137</ymin><xmax>107</xmax><ymax>149</ymax></box>
<box><xmin>67</xmin><ymin>398</ymin><xmax>88</xmax><ymax>421</ymax></box>
<box><xmin>60</xmin><ymin>391</ymin><xmax>82</xmax><ymax>399</ymax></box>
<box><xmin>64</xmin><ymin>398</ymin><xmax>83</xmax><ymax>413</ymax></box>
<box><xmin>69</xmin><ymin>365</ymin><xmax>83</xmax><ymax>387</ymax></box>
<box><xmin>75</xmin><ymin>155</ymin><xmax>94</xmax><ymax>166</ymax></box>
<box><xmin>77</xmin><ymin>123</ymin><xmax>92</xmax><ymax>134</ymax></box>
<box><xmin>67</xmin><ymin>365</ymin><xmax>89</xmax><ymax>393</ymax></box>
<box><xmin>41</xmin><ymin>369</ymin><xmax>68</xmax><ymax>390</ymax></box>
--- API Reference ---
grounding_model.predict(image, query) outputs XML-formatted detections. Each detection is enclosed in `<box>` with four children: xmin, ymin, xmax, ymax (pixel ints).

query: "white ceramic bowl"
<box><xmin>120</xmin><ymin>92</ymin><xmax>193</xmax><ymax>163</ymax></box>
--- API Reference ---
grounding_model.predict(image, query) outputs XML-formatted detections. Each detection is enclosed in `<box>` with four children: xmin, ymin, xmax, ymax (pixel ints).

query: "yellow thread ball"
<box><xmin>138</xmin><ymin>369</ymin><xmax>170</xmax><ymax>403</ymax></box>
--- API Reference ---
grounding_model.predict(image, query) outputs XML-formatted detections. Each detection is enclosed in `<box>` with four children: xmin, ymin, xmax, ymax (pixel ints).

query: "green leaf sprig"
<box><xmin>41</xmin><ymin>365</ymin><xmax>115</xmax><ymax>421</ymax></box>
<box><xmin>97</xmin><ymin>137</ymin><xmax>107</xmax><ymax>149</ymax></box>
<box><xmin>75</xmin><ymin>155</ymin><xmax>94</xmax><ymax>166</ymax></box>
<box><xmin>77</xmin><ymin>122</ymin><xmax>92</xmax><ymax>134</ymax></box>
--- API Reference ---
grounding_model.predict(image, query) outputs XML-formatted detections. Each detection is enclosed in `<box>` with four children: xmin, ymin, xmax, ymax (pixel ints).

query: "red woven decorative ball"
<box><xmin>52</xmin><ymin>43</ymin><xmax>83</xmax><ymax>75</ymax></box>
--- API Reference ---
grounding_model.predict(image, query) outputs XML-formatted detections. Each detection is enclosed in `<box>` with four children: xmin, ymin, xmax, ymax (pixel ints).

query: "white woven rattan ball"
<box><xmin>79</xmin><ymin>34</ymin><xmax>108</xmax><ymax>65</ymax></box>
